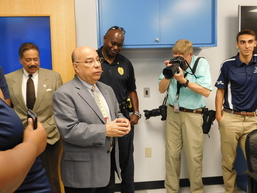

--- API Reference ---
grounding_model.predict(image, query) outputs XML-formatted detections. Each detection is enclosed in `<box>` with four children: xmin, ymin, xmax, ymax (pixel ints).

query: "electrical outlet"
<box><xmin>145</xmin><ymin>147</ymin><xmax>152</xmax><ymax>158</ymax></box>
<box><xmin>144</xmin><ymin>87</ymin><xmax>150</xmax><ymax>98</ymax></box>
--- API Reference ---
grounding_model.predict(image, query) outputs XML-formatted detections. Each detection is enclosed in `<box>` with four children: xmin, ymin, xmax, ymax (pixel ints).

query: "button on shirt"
<box><xmin>215</xmin><ymin>54</ymin><xmax>257</xmax><ymax>112</ymax></box>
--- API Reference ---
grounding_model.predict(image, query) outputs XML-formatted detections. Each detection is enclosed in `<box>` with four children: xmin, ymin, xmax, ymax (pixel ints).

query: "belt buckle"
<box><xmin>240</xmin><ymin>111</ymin><xmax>246</xmax><ymax>116</ymax></box>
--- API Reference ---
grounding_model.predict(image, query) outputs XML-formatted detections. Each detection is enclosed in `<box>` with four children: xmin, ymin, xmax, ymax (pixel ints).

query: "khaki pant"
<box><xmin>219</xmin><ymin>111</ymin><xmax>257</xmax><ymax>193</ymax></box>
<box><xmin>165</xmin><ymin>105</ymin><xmax>204</xmax><ymax>193</ymax></box>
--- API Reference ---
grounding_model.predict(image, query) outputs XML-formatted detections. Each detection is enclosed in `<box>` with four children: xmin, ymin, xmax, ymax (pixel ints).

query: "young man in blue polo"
<box><xmin>215</xmin><ymin>29</ymin><xmax>257</xmax><ymax>193</ymax></box>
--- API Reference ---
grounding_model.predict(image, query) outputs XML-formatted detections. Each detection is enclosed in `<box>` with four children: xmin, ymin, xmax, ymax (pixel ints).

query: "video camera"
<box><xmin>163</xmin><ymin>56</ymin><xmax>188</xmax><ymax>79</ymax></box>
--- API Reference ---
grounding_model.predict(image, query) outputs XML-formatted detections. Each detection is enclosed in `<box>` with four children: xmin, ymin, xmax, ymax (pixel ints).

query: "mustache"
<box><xmin>28</xmin><ymin>65</ymin><xmax>37</xmax><ymax>68</ymax></box>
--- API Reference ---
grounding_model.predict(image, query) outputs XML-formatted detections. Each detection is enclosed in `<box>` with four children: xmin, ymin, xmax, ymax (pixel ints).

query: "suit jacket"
<box><xmin>53</xmin><ymin>76</ymin><xmax>123</xmax><ymax>188</ymax></box>
<box><xmin>5</xmin><ymin>68</ymin><xmax>62</xmax><ymax>145</ymax></box>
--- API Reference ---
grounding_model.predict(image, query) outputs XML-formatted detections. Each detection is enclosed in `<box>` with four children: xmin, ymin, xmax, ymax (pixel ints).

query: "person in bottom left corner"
<box><xmin>0</xmin><ymin>89</ymin><xmax>52</xmax><ymax>193</ymax></box>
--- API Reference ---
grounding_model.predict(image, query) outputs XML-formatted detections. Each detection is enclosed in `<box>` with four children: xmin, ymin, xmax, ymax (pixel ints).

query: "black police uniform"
<box><xmin>97</xmin><ymin>47</ymin><xmax>136</xmax><ymax>193</ymax></box>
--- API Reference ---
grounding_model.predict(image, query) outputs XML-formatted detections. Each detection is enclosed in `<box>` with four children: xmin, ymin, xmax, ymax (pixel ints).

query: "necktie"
<box><xmin>91</xmin><ymin>85</ymin><xmax>109</xmax><ymax>123</ymax></box>
<box><xmin>27</xmin><ymin>74</ymin><xmax>36</xmax><ymax>110</ymax></box>
<box><xmin>91</xmin><ymin>85</ymin><xmax>113</xmax><ymax>150</ymax></box>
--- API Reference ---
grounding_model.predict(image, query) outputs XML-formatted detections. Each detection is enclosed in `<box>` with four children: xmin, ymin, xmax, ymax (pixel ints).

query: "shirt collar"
<box><xmin>235</xmin><ymin>53</ymin><xmax>257</xmax><ymax>67</ymax></box>
<box><xmin>76</xmin><ymin>75</ymin><xmax>95</xmax><ymax>91</ymax></box>
<box><xmin>23</xmin><ymin>68</ymin><xmax>39</xmax><ymax>78</ymax></box>
<box><xmin>97</xmin><ymin>46</ymin><xmax>121</xmax><ymax>65</ymax></box>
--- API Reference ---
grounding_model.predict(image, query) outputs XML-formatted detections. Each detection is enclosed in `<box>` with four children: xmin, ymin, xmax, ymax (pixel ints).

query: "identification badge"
<box><xmin>174</xmin><ymin>102</ymin><xmax>180</xmax><ymax>112</ymax></box>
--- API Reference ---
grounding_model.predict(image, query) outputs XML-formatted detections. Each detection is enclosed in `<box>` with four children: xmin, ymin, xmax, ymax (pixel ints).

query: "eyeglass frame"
<box><xmin>105</xmin><ymin>26</ymin><xmax>126</xmax><ymax>35</ymax></box>
<box><xmin>74</xmin><ymin>57</ymin><xmax>103</xmax><ymax>66</ymax></box>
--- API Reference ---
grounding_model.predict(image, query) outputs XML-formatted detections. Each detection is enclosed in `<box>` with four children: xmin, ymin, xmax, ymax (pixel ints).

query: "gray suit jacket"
<box><xmin>53</xmin><ymin>76</ymin><xmax>123</xmax><ymax>188</ymax></box>
<box><xmin>5</xmin><ymin>68</ymin><xmax>62</xmax><ymax>144</ymax></box>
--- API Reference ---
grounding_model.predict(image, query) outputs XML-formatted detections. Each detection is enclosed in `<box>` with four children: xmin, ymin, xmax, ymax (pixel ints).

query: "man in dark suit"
<box><xmin>53</xmin><ymin>46</ymin><xmax>131</xmax><ymax>193</ymax></box>
<box><xmin>5</xmin><ymin>42</ymin><xmax>62</xmax><ymax>193</ymax></box>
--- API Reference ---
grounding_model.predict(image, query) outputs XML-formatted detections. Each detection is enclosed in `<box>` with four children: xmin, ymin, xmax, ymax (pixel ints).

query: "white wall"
<box><xmin>74</xmin><ymin>0</ymin><xmax>257</xmax><ymax>183</ymax></box>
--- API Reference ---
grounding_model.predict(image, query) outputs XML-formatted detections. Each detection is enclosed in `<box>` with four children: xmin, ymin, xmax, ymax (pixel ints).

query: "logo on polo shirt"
<box><xmin>254</xmin><ymin>67</ymin><xmax>257</xmax><ymax>73</ymax></box>
<box><xmin>216</xmin><ymin>81</ymin><xmax>224</xmax><ymax>85</ymax></box>
<box><xmin>118</xmin><ymin>67</ymin><xmax>124</xmax><ymax>75</ymax></box>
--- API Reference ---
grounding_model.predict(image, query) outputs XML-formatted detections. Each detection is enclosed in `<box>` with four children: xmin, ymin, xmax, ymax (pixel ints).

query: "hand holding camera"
<box><xmin>163</xmin><ymin>56</ymin><xmax>188</xmax><ymax>79</ymax></box>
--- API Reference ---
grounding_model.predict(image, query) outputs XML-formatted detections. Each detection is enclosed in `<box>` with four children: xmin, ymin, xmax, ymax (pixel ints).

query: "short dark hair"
<box><xmin>19</xmin><ymin>42</ymin><xmax>40</xmax><ymax>58</ymax></box>
<box><xmin>236</xmin><ymin>29</ymin><xmax>256</xmax><ymax>42</ymax></box>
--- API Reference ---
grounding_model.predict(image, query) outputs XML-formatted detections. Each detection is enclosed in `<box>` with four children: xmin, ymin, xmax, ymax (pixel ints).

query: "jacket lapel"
<box><xmin>11</xmin><ymin>70</ymin><xmax>27</xmax><ymax>110</ymax></box>
<box><xmin>73</xmin><ymin>77</ymin><xmax>106</xmax><ymax>123</ymax></box>
<box><xmin>33</xmin><ymin>69</ymin><xmax>47</xmax><ymax>111</ymax></box>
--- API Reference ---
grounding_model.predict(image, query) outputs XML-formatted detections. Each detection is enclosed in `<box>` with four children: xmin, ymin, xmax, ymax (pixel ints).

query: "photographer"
<box><xmin>158</xmin><ymin>39</ymin><xmax>212</xmax><ymax>193</ymax></box>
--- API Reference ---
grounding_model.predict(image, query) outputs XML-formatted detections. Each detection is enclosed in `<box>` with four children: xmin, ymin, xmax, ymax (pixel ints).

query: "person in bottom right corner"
<box><xmin>215</xmin><ymin>29</ymin><xmax>257</xmax><ymax>193</ymax></box>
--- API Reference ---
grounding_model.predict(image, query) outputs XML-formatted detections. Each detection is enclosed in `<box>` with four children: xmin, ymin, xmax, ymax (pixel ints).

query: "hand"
<box><xmin>164</xmin><ymin>60</ymin><xmax>172</xmax><ymax>67</ymax></box>
<box><xmin>130</xmin><ymin>114</ymin><xmax>139</xmax><ymax>126</ymax></box>
<box><xmin>216</xmin><ymin>113</ymin><xmax>222</xmax><ymax>123</ymax></box>
<box><xmin>173</xmin><ymin>67</ymin><xmax>186</xmax><ymax>83</ymax></box>
<box><xmin>23</xmin><ymin>119</ymin><xmax>47</xmax><ymax>156</ymax></box>
<box><xmin>106</xmin><ymin>118</ymin><xmax>131</xmax><ymax>137</ymax></box>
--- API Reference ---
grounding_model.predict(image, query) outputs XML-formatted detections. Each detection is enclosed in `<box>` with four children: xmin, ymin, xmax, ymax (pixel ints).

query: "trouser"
<box><xmin>39</xmin><ymin>139</ymin><xmax>62</xmax><ymax>193</ymax></box>
<box><xmin>165</xmin><ymin>105</ymin><xmax>204</xmax><ymax>193</ymax></box>
<box><xmin>64</xmin><ymin>150</ymin><xmax>116</xmax><ymax>193</ymax></box>
<box><xmin>219</xmin><ymin>111</ymin><xmax>257</xmax><ymax>193</ymax></box>
<box><xmin>118</xmin><ymin>108</ymin><xmax>135</xmax><ymax>193</ymax></box>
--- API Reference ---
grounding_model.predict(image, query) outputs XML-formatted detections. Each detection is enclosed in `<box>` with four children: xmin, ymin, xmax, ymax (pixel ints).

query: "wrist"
<box><xmin>133</xmin><ymin>111</ymin><xmax>141</xmax><ymax>119</ymax></box>
<box><xmin>181</xmin><ymin>79</ymin><xmax>189</xmax><ymax>87</ymax></box>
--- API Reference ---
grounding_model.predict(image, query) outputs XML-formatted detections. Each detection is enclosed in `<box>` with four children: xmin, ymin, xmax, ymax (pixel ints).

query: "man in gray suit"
<box><xmin>5</xmin><ymin>42</ymin><xmax>62</xmax><ymax>193</ymax></box>
<box><xmin>53</xmin><ymin>46</ymin><xmax>131</xmax><ymax>193</ymax></box>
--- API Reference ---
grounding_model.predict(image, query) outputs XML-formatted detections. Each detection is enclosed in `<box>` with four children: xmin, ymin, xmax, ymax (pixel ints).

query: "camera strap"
<box><xmin>176</xmin><ymin>57</ymin><xmax>203</xmax><ymax>99</ymax></box>
<box><xmin>162</xmin><ymin>92</ymin><xmax>168</xmax><ymax>105</ymax></box>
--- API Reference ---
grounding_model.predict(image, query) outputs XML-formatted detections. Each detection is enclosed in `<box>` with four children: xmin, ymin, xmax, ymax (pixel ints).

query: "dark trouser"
<box><xmin>119</xmin><ymin>108</ymin><xmax>135</xmax><ymax>193</ymax></box>
<box><xmin>64</xmin><ymin>150</ymin><xmax>116</xmax><ymax>193</ymax></box>
<box><xmin>39</xmin><ymin>140</ymin><xmax>61</xmax><ymax>193</ymax></box>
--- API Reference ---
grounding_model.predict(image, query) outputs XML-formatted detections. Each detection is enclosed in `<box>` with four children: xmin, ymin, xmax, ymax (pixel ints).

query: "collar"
<box><xmin>23</xmin><ymin>68</ymin><xmax>39</xmax><ymax>78</ymax></box>
<box><xmin>76</xmin><ymin>75</ymin><xmax>95</xmax><ymax>91</ymax></box>
<box><xmin>97</xmin><ymin>46</ymin><xmax>121</xmax><ymax>65</ymax></box>
<box><xmin>235</xmin><ymin>53</ymin><xmax>257</xmax><ymax>67</ymax></box>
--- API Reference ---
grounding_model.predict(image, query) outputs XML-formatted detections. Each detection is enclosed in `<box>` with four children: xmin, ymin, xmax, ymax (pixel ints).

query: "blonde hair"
<box><xmin>172</xmin><ymin>39</ymin><xmax>193</xmax><ymax>56</ymax></box>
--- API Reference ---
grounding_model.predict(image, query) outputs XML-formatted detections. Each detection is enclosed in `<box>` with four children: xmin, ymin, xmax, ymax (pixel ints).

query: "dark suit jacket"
<box><xmin>5</xmin><ymin>68</ymin><xmax>62</xmax><ymax>144</ymax></box>
<box><xmin>53</xmin><ymin>76</ymin><xmax>123</xmax><ymax>188</ymax></box>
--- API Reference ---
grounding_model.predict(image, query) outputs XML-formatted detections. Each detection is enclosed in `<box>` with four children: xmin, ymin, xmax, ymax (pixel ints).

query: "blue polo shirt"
<box><xmin>158</xmin><ymin>55</ymin><xmax>212</xmax><ymax>109</ymax></box>
<box><xmin>215</xmin><ymin>53</ymin><xmax>257</xmax><ymax>112</ymax></box>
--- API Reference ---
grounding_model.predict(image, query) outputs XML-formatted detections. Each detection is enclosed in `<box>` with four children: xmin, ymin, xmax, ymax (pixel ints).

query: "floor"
<box><xmin>115</xmin><ymin>184</ymin><xmax>246</xmax><ymax>193</ymax></box>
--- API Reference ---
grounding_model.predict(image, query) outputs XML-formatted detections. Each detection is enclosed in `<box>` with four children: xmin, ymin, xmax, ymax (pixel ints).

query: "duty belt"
<box><xmin>223</xmin><ymin>108</ymin><xmax>257</xmax><ymax>116</ymax></box>
<box><xmin>119</xmin><ymin>101</ymin><xmax>129</xmax><ymax>111</ymax></box>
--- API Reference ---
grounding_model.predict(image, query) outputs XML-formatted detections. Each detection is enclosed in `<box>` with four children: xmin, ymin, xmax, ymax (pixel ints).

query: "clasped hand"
<box><xmin>106</xmin><ymin>118</ymin><xmax>131</xmax><ymax>137</ymax></box>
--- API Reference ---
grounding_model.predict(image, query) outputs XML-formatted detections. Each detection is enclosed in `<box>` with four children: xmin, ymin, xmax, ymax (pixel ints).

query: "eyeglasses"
<box><xmin>75</xmin><ymin>57</ymin><xmax>103</xmax><ymax>66</ymax></box>
<box><xmin>106</xmin><ymin>26</ymin><xmax>126</xmax><ymax>35</ymax></box>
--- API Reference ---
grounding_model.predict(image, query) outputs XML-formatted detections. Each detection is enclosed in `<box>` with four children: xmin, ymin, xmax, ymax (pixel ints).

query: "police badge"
<box><xmin>118</xmin><ymin>67</ymin><xmax>124</xmax><ymax>75</ymax></box>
